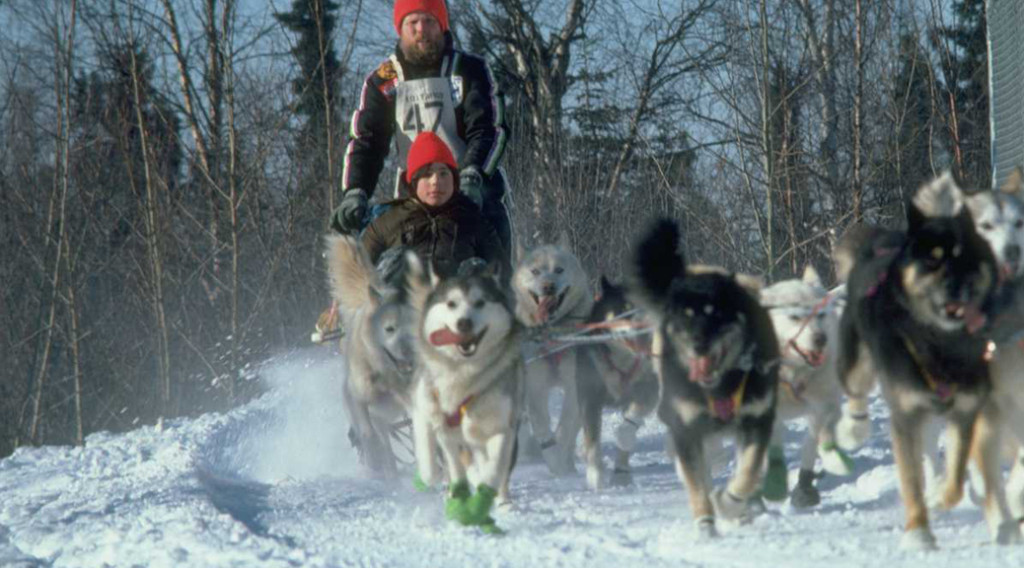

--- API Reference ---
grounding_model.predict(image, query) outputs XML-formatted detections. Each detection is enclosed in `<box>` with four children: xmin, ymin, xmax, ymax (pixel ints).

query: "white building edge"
<box><xmin>988</xmin><ymin>0</ymin><xmax>1024</xmax><ymax>188</ymax></box>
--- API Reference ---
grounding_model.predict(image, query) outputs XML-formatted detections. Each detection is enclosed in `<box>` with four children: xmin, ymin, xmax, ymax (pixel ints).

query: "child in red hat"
<box><xmin>360</xmin><ymin>132</ymin><xmax>508</xmax><ymax>281</ymax></box>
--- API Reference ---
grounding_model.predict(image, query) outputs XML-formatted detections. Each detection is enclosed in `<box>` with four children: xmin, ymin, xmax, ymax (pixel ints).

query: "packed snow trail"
<box><xmin>1</xmin><ymin>349</ymin><xmax>1022</xmax><ymax>567</ymax></box>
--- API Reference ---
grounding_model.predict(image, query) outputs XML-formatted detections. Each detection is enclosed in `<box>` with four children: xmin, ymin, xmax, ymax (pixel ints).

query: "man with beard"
<box><xmin>332</xmin><ymin>0</ymin><xmax>511</xmax><ymax>256</ymax></box>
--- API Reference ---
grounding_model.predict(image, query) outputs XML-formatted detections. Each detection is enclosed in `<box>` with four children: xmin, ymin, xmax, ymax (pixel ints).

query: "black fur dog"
<box><xmin>630</xmin><ymin>219</ymin><xmax>779</xmax><ymax>539</ymax></box>
<box><xmin>576</xmin><ymin>277</ymin><xmax>659</xmax><ymax>489</ymax></box>
<box><xmin>835</xmin><ymin>173</ymin><xmax>1019</xmax><ymax>549</ymax></box>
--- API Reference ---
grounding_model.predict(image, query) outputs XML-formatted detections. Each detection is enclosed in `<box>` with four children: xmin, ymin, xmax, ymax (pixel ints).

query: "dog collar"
<box><xmin>900</xmin><ymin>336</ymin><xmax>956</xmax><ymax>403</ymax></box>
<box><xmin>433</xmin><ymin>389</ymin><xmax>476</xmax><ymax>428</ymax></box>
<box><xmin>706</xmin><ymin>371</ymin><xmax>749</xmax><ymax>422</ymax></box>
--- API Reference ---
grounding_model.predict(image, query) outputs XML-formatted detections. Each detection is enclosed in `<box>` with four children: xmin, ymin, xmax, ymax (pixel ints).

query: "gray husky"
<box><xmin>407</xmin><ymin>256</ymin><xmax>523</xmax><ymax>533</ymax></box>
<box><xmin>957</xmin><ymin>167</ymin><xmax>1024</xmax><ymax>528</ymax></box>
<box><xmin>513</xmin><ymin>234</ymin><xmax>593</xmax><ymax>475</ymax></box>
<box><xmin>631</xmin><ymin>219</ymin><xmax>779</xmax><ymax>539</ymax></box>
<box><xmin>326</xmin><ymin>235</ymin><xmax>417</xmax><ymax>477</ymax></box>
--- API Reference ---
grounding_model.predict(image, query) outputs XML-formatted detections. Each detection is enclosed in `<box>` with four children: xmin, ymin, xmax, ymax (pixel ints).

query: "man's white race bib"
<box><xmin>394</xmin><ymin>77</ymin><xmax>465</xmax><ymax>195</ymax></box>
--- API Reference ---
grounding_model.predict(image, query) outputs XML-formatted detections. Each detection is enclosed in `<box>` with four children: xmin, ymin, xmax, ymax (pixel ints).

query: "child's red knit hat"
<box><xmin>406</xmin><ymin>132</ymin><xmax>457</xmax><ymax>184</ymax></box>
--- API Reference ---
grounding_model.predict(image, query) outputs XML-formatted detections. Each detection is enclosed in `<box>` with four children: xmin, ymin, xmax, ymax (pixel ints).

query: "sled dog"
<box><xmin>835</xmin><ymin>173</ymin><xmax>1018</xmax><ymax>549</ymax></box>
<box><xmin>326</xmin><ymin>235</ymin><xmax>417</xmax><ymax>476</ymax></box>
<box><xmin>407</xmin><ymin>256</ymin><xmax>523</xmax><ymax>533</ymax></box>
<box><xmin>577</xmin><ymin>277</ymin><xmax>659</xmax><ymax>489</ymax></box>
<box><xmin>630</xmin><ymin>219</ymin><xmax>779</xmax><ymax>539</ymax></box>
<box><xmin>759</xmin><ymin>266</ymin><xmax>851</xmax><ymax>508</ymax></box>
<box><xmin>961</xmin><ymin>167</ymin><xmax>1024</xmax><ymax>527</ymax></box>
<box><xmin>513</xmin><ymin>235</ymin><xmax>593</xmax><ymax>475</ymax></box>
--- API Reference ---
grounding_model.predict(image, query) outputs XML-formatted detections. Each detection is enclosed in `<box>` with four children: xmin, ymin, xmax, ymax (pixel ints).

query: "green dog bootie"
<box><xmin>413</xmin><ymin>472</ymin><xmax>433</xmax><ymax>493</ymax></box>
<box><xmin>466</xmin><ymin>484</ymin><xmax>497</xmax><ymax>521</ymax></box>
<box><xmin>445</xmin><ymin>480</ymin><xmax>472</xmax><ymax>522</ymax></box>
<box><xmin>819</xmin><ymin>441</ymin><xmax>855</xmax><ymax>476</ymax></box>
<box><xmin>762</xmin><ymin>446</ymin><xmax>789</xmax><ymax>502</ymax></box>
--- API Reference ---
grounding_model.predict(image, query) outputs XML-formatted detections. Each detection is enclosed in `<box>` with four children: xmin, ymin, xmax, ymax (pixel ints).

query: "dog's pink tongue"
<box><xmin>429</xmin><ymin>328</ymin><xmax>464</xmax><ymax>346</ymax></box>
<box><xmin>689</xmin><ymin>356</ymin><xmax>713</xmax><ymax>382</ymax></box>
<box><xmin>964</xmin><ymin>304</ymin><xmax>987</xmax><ymax>335</ymax></box>
<box><xmin>536</xmin><ymin>296</ymin><xmax>555</xmax><ymax>323</ymax></box>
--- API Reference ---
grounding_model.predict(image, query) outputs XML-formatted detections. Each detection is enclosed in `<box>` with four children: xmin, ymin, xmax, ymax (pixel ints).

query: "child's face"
<box><xmin>414</xmin><ymin>163</ymin><xmax>454</xmax><ymax>207</ymax></box>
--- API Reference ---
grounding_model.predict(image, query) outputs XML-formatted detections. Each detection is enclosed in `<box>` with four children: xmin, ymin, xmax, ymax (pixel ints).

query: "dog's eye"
<box><xmin>684</xmin><ymin>308</ymin><xmax>695</xmax><ymax>318</ymax></box>
<box><xmin>952</xmin><ymin>245</ymin><xmax>962</xmax><ymax>258</ymax></box>
<box><xmin>817</xmin><ymin>312</ymin><xmax>825</xmax><ymax>320</ymax></box>
<box><xmin>385</xmin><ymin>325</ymin><xmax>396</xmax><ymax>334</ymax></box>
<box><xmin>531</xmin><ymin>268</ymin><xmax>540</xmax><ymax>276</ymax></box>
<box><xmin>931</xmin><ymin>247</ymin><xmax>945</xmax><ymax>261</ymax></box>
<box><xmin>554</xmin><ymin>266</ymin><xmax>564</xmax><ymax>274</ymax></box>
<box><xmin>981</xmin><ymin>222</ymin><xmax>995</xmax><ymax>231</ymax></box>
<box><xmin>1016</xmin><ymin>219</ymin><xmax>1024</xmax><ymax>229</ymax></box>
<box><xmin>703</xmin><ymin>304</ymin><xmax>714</xmax><ymax>315</ymax></box>
<box><xmin>447</xmin><ymin>300</ymin><xmax>457</xmax><ymax>309</ymax></box>
<box><xmin>474</xmin><ymin>300</ymin><xmax>485</xmax><ymax>309</ymax></box>
<box><xmin>789</xmin><ymin>314</ymin><xmax>802</xmax><ymax>322</ymax></box>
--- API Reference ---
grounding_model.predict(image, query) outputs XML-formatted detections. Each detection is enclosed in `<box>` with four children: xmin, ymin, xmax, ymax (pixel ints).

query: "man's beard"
<box><xmin>401</xmin><ymin>35</ymin><xmax>444</xmax><ymax>67</ymax></box>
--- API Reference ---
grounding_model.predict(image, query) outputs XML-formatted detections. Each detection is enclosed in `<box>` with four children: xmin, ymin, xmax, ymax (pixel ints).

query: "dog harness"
<box><xmin>599</xmin><ymin>344</ymin><xmax>644</xmax><ymax>386</ymax></box>
<box><xmin>433</xmin><ymin>389</ymin><xmax>476</xmax><ymax>428</ymax></box>
<box><xmin>900</xmin><ymin>336</ymin><xmax>957</xmax><ymax>403</ymax></box>
<box><xmin>706</xmin><ymin>371</ymin><xmax>750</xmax><ymax>422</ymax></box>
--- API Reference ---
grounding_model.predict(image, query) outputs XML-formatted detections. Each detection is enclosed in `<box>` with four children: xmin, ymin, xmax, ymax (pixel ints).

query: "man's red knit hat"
<box><xmin>406</xmin><ymin>132</ymin><xmax>457</xmax><ymax>184</ymax></box>
<box><xmin>394</xmin><ymin>0</ymin><xmax>449</xmax><ymax>35</ymax></box>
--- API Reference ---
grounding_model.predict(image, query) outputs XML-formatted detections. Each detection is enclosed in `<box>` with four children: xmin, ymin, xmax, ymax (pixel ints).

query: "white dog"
<box><xmin>760</xmin><ymin>266</ymin><xmax>851</xmax><ymax>507</ymax></box>
<box><xmin>513</xmin><ymin>234</ymin><xmax>593</xmax><ymax>475</ymax></box>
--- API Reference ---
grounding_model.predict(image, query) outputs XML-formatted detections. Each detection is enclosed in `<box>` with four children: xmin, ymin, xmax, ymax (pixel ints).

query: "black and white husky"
<box><xmin>407</xmin><ymin>257</ymin><xmax>523</xmax><ymax>533</ymax></box>
<box><xmin>631</xmin><ymin>219</ymin><xmax>779</xmax><ymax>539</ymax></box>
<box><xmin>577</xmin><ymin>277</ymin><xmax>659</xmax><ymax>490</ymax></box>
<box><xmin>835</xmin><ymin>173</ymin><xmax>1017</xmax><ymax>549</ymax></box>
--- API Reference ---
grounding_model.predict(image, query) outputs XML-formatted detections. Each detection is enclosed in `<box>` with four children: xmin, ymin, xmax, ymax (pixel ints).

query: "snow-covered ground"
<box><xmin>1</xmin><ymin>348</ymin><xmax>1022</xmax><ymax>568</ymax></box>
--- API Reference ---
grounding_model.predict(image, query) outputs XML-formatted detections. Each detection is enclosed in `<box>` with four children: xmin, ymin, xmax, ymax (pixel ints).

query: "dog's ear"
<box><xmin>912</xmin><ymin>171</ymin><xmax>965</xmax><ymax>221</ymax></box>
<box><xmin>631</xmin><ymin>218</ymin><xmax>686</xmax><ymax>306</ymax></box>
<box><xmin>556</xmin><ymin>231</ymin><xmax>572</xmax><ymax>251</ymax></box>
<box><xmin>404</xmin><ymin>251</ymin><xmax>434</xmax><ymax>311</ymax></box>
<box><xmin>802</xmin><ymin>265</ymin><xmax>822</xmax><ymax>288</ymax></box>
<box><xmin>513</xmin><ymin>235</ymin><xmax>526</xmax><ymax>267</ymax></box>
<box><xmin>368</xmin><ymin>284</ymin><xmax>383</xmax><ymax>308</ymax></box>
<box><xmin>732</xmin><ymin>272</ymin><xmax>763</xmax><ymax>297</ymax></box>
<box><xmin>1000</xmin><ymin>167</ymin><xmax>1024</xmax><ymax>197</ymax></box>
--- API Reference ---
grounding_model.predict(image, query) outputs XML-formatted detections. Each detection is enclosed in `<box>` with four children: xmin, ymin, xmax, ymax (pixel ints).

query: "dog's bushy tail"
<box><xmin>833</xmin><ymin>224</ymin><xmax>898</xmax><ymax>284</ymax></box>
<box><xmin>631</xmin><ymin>219</ymin><xmax>686</xmax><ymax>304</ymax></box>
<box><xmin>325</xmin><ymin>234</ymin><xmax>381</xmax><ymax>313</ymax></box>
<box><xmin>404</xmin><ymin>251</ymin><xmax>433</xmax><ymax>316</ymax></box>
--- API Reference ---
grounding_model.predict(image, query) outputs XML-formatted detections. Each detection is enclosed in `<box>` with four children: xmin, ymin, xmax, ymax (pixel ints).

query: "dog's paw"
<box><xmin>762</xmin><ymin>446</ymin><xmax>788</xmax><ymax>502</ymax></box>
<box><xmin>790</xmin><ymin>483</ymin><xmax>821</xmax><ymax>509</ymax></box>
<box><xmin>586</xmin><ymin>464</ymin><xmax>605</xmax><ymax>491</ymax></box>
<box><xmin>711</xmin><ymin>488</ymin><xmax>752</xmax><ymax>523</ymax></box>
<box><xmin>819</xmin><ymin>442</ymin><xmax>854</xmax><ymax>476</ymax></box>
<box><xmin>836</xmin><ymin>413</ymin><xmax>871</xmax><ymax>451</ymax></box>
<box><xmin>925</xmin><ymin>474</ymin><xmax>948</xmax><ymax>511</ymax></box>
<box><xmin>899</xmin><ymin>527</ymin><xmax>938</xmax><ymax>551</ymax></box>
<box><xmin>614</xmin><ymin>420</ymin><xmax>640</xmax><ymax>452</ymax></box>
<box><xmin>610</xmin><ymin>468</ymin><xmax>634</xmax><ymax>487</ymax></box>
<box><xmin>995</xmin><ymin>520</ymin><xmax>1024</xmax><ymax>545</ymax></box>
<box><xmin>695</xmin><ymin>516</ymin><xmax>719</xmax><ymax>540</ymax></box>
<box><xmin>1006</xmin><ymin>467</ymin><xmax>1024</xmax><ymax>520</ymax></box>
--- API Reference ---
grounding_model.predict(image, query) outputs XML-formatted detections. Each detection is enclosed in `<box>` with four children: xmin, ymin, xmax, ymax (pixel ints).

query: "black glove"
<box><xmin>331</xmin><ymin>189</ymin><xmax>368</xmax><ymax>234</ymax></box>
<box><xmin>459</xmin><ymin>167</ymin><xmax>485</xmax><ymax>210</ymax></box>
